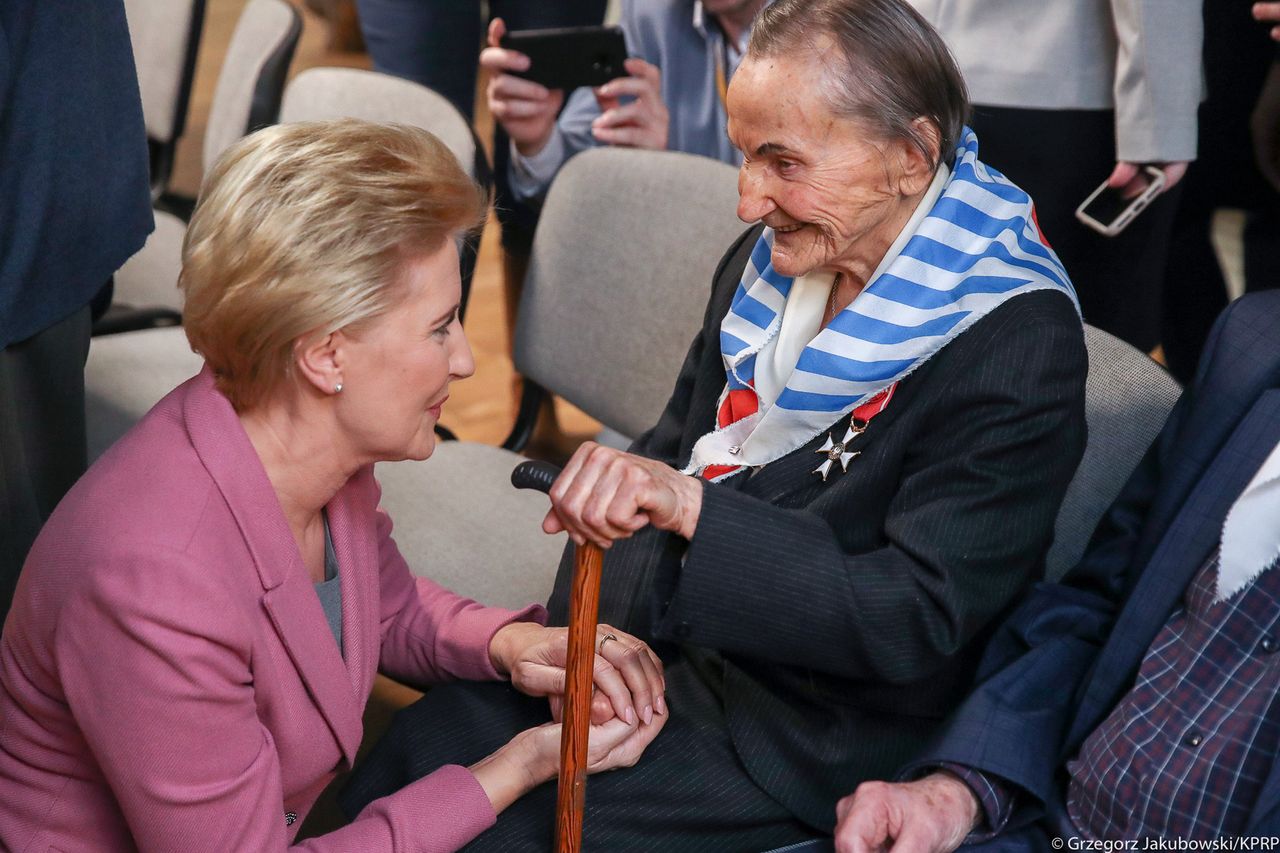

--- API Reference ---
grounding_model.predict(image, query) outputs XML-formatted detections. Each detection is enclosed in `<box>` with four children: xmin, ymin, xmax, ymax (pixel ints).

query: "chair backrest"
<box><xmin>203</xmin><ymin>0</ymin><xmax>303</xmax><ymax>172</ymax></box>
<box><xmin>123</xmin><ymin>0</ymin><xmax>205</xmax><ymax>189</ymax></box>
<box><xmin>85</xmin><ymin>327</ymin><xmax>205</xmax><ymax>461</ymax></box>
<box><xmin>111</xmin><ymin>209</ymin><xmax>187</xmax><ymax>314</ymax></box>
<box><xmin>279</xmin><ymin>68</ymin><xmax>477</xmax><ymax>177</ymax></box>
<box><xmin>513</xmin><ymin>148</ymin><xmax>744</xmax><ymax>440</ymax></box>
<box><xmin>1045</xmin><ymin>325</ymin><xmax>1182</xmax><ymax>580</ymax></box>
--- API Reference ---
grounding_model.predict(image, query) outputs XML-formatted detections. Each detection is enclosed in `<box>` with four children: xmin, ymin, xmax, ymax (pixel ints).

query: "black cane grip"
<box><xmin>510</xmin><ymin>460</ymin><xmax>562</xmax><ymax>495</ymax></box>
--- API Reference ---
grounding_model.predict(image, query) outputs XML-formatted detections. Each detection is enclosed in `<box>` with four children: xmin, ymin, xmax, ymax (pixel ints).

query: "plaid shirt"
<box><xmin>942</xmin><ymin>553</ymin><xmax>1280</xmax><ymax>840</ymax></box>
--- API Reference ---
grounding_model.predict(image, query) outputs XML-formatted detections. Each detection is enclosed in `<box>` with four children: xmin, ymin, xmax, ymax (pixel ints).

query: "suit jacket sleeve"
<box><xmin>653</xmin><ymin>290</ymin><xmax>1088</xmax><ymax>685</ymax></box>
<box><xmin>55</xmin><ymin>546</ymin><xmax>499</xmax><ymax>852</ymax></box>
<box><xmin>1109</xmin><ymin>0</ymin><xmax>1202</xmax><ymax>162</ymax></box>
<box><xmin>898</xmin><ymin>302</ymin><xmax>1247</xmax><ymax>824</ymax></box>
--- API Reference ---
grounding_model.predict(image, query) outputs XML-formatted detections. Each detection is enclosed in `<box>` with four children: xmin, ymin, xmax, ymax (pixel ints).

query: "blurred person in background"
<box><xmin>0</xmin><ymin>0</ymin><xmax>153</xmax><ymax>623</ymax></box>
<box><xmin>1160</xmin><ymin>0</ymin><xmax>1280</xmax><ymax>382</ymax></box>
<box><xmin>355</xmin><ymin>0</ymin><xmax>607</xmax><ymax>343</ymax></box>
<box><xmin>909</xmin><ymin>0</ymin><xmax>1201</xmax><ymax>356</ymax></box>
<box><xmin>482</xmin><ymin>0</ymin><xmax>771</xmax><ymax>452</ymax></box>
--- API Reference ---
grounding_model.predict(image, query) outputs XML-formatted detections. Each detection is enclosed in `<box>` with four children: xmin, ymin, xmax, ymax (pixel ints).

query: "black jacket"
<box><xmin>547</xmin><ymin>224</ymin><xmax>1089</xmax><ymax>830</ymax></box>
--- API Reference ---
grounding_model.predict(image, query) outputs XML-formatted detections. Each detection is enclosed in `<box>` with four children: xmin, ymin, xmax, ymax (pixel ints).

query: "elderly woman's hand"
<box><xmin>542</xmin><ymin>442</ymin><xmax>703</xmax><ymax>549</ymax></box>
<box><xmin>490</xmin><ymin>621</ymin><xmax>666</xmax><ymax>726</ymax></box>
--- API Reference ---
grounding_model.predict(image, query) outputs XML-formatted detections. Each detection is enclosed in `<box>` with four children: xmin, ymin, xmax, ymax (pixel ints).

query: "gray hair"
<box><xmin>747</xmin><ymin>0</ymin><xmax>970</xmax><ymax>169</ymax></box>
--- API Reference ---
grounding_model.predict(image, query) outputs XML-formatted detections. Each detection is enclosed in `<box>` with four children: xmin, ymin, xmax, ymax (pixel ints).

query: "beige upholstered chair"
<box><xmin>1044</xmin><ymin>327</ymin><xmax>1182</xmax><ymax>580</ymax></box>
<box><xmin>279</xmin><ymin>68</ymin><xmax>477</xmax><ymax>177</ymax></box>
<box><xmin>203</xmin><ymin>0</ymin><xmax>303</xmax><ymax>171</ymax></box>
<box><xmin>123</xmin><ymin>0</ymin><xmax>205</xmax><ymax>198</ymax></box>
<box><xmin>106</xmin><ymin>0</ymin><xmax>302</xmax><ymax>331</ymax></box>
<box><xmin>85</xmin><ymin>327</ymin><xmax>203</xmax><ymax>462</ymax></box>
<box><xmin>277</xmin><ymin>67</ymin><xmax>488</xmax><ymax>319</ymax></box>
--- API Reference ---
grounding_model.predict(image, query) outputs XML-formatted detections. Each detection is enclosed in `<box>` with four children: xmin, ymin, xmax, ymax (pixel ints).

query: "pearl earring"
<box><xmin>334</xmin><ymin>383</ymin><xmax>343</xmax><ymax>394</ymax></box>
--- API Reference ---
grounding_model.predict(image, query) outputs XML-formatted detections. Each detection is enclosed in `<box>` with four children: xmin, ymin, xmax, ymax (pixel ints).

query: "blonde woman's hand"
<box><xmin>489</xmin><ymin>622</ymin><xmax>666</xmax><ymax>726</ymax></box>
<box><xmin>470</xmin><ymin>708</ymin><xmax>669</xmax><ymax>814</ymax></box>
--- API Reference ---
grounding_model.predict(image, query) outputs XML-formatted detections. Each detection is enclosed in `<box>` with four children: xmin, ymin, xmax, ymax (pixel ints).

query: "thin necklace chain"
<box><xmin>828</xmin><ymin>273</ymin><xmax>842</xmax><ymax>322</ymax></box>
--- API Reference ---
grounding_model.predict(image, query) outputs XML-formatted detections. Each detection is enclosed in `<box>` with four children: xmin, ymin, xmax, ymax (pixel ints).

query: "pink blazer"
<box><xmin>0</xmin><ymin>368</ymin><xmax>546</xmax><ymax>851</ymax></box>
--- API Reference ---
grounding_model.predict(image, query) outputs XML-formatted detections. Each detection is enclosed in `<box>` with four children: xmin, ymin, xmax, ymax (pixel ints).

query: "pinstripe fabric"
<box><xmin>343</xmin><ymin>225</ymin><xmax>1087</xmax><ymax>844</ymax></box>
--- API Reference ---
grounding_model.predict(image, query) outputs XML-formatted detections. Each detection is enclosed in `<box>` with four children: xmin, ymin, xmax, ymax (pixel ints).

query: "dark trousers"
<box><xmin>969</xmin><ymin>105</ymin><xmax>1182</xmax><ymax>353</ymax></box>
<box><xmin>341</xmin><ymin>658</ymin><xmax>822</xmax><ymax>852</ymax></box>
<box><xmin>1160</xmin><ymin>0</ymin><xmax>1280</xmax><ymax>382</ymax></box>
<box><xmin>0</xmin><ymin>304</ymin><xmax>92</xmax><ymax>624</ymax></box>
<box><xmin>355</xmin><ymin>0</ymin><xmax>607</xmax><ymax>253</ymax></box>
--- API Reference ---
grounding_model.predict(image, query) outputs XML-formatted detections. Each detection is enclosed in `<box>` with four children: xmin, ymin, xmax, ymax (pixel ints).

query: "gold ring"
<box><xmin>598</xmin><ymin>633</ymin><xmax>619</xmax><ymax>654</ymax></box>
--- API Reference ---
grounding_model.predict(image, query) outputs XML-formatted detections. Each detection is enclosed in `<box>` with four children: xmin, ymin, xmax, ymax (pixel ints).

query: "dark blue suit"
<box><xmin>0</xmin><ymin>0</ymin><xmax>152</xmax><ymax>620</ymax></box>
<box><xmin>907</xmin><ymin>290</ymin><xmax>1280</xmax><ymax>848</ymax></box>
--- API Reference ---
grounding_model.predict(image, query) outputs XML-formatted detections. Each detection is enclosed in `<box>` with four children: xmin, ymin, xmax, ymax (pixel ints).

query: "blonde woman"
<box><xmin>0</xmin><ymin>120</ymin><xmax>666</xmax><ymax>852</ymax></box>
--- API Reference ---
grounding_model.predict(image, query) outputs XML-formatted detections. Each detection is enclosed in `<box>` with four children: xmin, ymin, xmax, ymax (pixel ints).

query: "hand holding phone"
<box><xmin>590</xmin><ymin>58</ymin><xmax>669</xmax><ymax>150</ymax></box>
<box><xmin>499</xmin><ymin>25</ymin><xmax>628</xmax><ymax>91</ymax></box>
<box><xmin>481</xmin><ymin>18</ymin><xmax>567</xmax><ymax>157</ymax></box>
<box><xmin>1075</xmin><ymin>165</ymin><xmax>1167</xmax><ymax>237</ymax></box>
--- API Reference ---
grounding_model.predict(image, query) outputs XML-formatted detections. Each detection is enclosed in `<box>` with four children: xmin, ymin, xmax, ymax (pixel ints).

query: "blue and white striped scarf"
<box><xmin>683</xmin><ymin>128</ymin><xmax>1079</xmax><ymax>480</ymax></box>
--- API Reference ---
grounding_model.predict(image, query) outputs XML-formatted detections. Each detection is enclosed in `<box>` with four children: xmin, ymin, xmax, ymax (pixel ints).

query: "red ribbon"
<box><xmin>701</xmin><ymin>382</ymin><xmax>897</xmax><ymax>481</ymax></box>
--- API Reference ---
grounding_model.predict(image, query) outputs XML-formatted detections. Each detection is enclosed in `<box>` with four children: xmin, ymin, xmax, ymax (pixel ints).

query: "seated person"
<box><xmin>341</xmin><ymin>1</ymin><xmax>1088</xmax><ymax>849</ymax></box>
<box><xmin>0</xmin><ymin>119</ymin><xmax>666</xmax><ymax>852</ymax></box>
<box><xmin>482</xmin><ymin>0</ymin><xmax>770</xmax><ymax>203</ymax></box>
<box><xmin>833</xmin><ymin>291</ymin><xmax>1280</xmax><ymax>848</ymax></box>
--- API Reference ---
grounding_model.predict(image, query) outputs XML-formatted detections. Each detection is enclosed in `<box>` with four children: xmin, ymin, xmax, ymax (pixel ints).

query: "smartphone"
<box><xmin>500</xmin><ymin>25</ymin><xmax>628</xmax><ymax>90</ymax></box>
<box><xmin>1074</xmin><ymin>165</ymin><xmax>1167</xmax><ymax>237</ymax></box>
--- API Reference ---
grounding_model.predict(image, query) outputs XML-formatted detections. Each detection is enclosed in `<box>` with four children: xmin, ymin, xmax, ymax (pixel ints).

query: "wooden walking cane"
<box><xmin>511</xmin><ymin>460</ymin><xmax>602</xmax><ymax>853</ymax></box>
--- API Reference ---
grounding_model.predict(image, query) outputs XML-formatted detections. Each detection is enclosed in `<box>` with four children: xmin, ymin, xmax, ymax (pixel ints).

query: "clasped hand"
<box><xmin>489</xmin><ymin>620</ymin><xmax>668</xmax><ymax>781</ymax></box>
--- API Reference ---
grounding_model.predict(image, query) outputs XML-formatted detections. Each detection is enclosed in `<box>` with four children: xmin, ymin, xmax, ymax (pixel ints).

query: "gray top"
<box><xmin>314</xmin><ymin>515</ymin><xmax>342</xmax><ymax>657</ymax></box>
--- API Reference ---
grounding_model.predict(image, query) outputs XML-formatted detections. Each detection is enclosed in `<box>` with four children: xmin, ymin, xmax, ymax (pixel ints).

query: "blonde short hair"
<box><xmin>180</xmin><ymin>118</ymin><xmax>484</xmax><ymax>411</ymax></box>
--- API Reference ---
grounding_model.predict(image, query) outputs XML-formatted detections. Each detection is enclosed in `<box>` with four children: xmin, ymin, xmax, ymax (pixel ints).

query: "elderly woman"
<box><xmin>343</xmin><ymin>0</ymin><xmax>1088</xmax><ymax>848</ymax></box>
<box><xmin>0</xmin><ymin>120</ymin><xmax>667</xmax><ymax>851</ymax></box>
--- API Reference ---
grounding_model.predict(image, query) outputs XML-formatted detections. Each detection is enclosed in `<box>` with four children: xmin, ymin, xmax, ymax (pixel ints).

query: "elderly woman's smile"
<box><xmin>726</xmin><ymin>51</ymin><xmax>935</xmax><ymax>288</ymax></box>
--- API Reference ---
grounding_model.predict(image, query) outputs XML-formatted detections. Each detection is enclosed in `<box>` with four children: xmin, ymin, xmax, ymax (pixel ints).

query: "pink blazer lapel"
<box><xmin>181</xmin><ymin>368</ymin><xmax>365</xmax><ymax>768</ymax></box>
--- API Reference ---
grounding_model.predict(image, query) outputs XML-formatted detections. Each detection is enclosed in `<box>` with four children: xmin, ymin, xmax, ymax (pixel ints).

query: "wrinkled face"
<box><xmin>336</xmin><ymin>242</ymin><xmax>474</xmax><ymax>463</ymax></box>
<box><xmin>727</xmin><ymin>52</ymin><xmax>911</xmax><ymax>278</ymax></box>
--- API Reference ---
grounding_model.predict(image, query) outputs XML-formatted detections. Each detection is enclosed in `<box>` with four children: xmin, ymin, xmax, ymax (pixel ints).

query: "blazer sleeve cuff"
<box><xmin>457</xmin><ymin>601</ymin><xmax>549</xmax><ymax>682</ymax></box>
<box><xmin>355</xmin><ymin>763</ymin><xmax>497</xmax><ymax>849</ymax></box>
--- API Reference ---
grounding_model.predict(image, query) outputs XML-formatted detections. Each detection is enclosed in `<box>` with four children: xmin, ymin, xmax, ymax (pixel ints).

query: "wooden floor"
<box><xmin>173</xmin><ymin>0</ymin><xmax>600</xmax><ymax>449</ymax></box>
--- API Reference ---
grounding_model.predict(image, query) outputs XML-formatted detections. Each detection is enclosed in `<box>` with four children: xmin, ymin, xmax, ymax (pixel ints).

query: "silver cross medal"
<box><xmin>813</xmin><ymin>417</ymin><xmax>868</xmax><ymax>482</ymax></box>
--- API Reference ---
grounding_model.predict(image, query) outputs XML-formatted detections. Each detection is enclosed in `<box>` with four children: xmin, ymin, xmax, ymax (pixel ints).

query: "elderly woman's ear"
<box><xmin>895</xmin><ymin>117</ymin><xmax>943</xmax><ymax>197</ymax></box>
<box><xmin>293</xmin><ymin>332</ymin><xmax>346</xmax><ymax>398</ymax></box>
